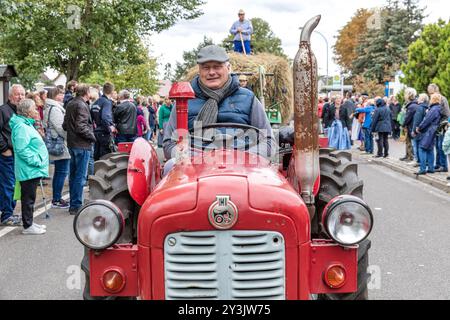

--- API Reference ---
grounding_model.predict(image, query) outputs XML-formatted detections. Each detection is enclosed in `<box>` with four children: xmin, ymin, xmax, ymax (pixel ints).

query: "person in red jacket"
<box><xmin>318</xmin><ymin>96</ymin><xmax>324</xmax><ymax>118</ymax></box>
<box><xmin>136</xmin><ymin>106</ymin><xmax>148</xmax><ymax>137</ymax></box>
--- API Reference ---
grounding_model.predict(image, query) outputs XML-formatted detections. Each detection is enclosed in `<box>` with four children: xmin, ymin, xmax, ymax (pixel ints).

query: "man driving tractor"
<box><xmin>163</xmin><ymin>44</ymin><xmax>276</xmax><ymax>163</ymax></box>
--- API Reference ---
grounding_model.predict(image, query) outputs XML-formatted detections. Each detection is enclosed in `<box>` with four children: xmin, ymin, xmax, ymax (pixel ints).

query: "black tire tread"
<box><xmin>318</xmin><ymin>151</ymin><xmax>363</xmax><ymax>204</ymax></box>
<box><xmin>82</xmin><ymin>153</ymin><xmax>135</xmax><ymax>300</ymax></box>
<box><xmin>316</xmin><ymin>149</ymin><xmax>370</xmax><ymax>300</ymax></box>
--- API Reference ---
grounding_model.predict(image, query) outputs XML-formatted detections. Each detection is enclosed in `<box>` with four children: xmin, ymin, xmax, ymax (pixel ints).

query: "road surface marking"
<box><xmin>0</xmin><ymin>227</ymin><xmax>15</xmax><ymax>238</ymax></box>
<box><xmin>0</xmin><ymin>192</ymin><xmax>71</xmax><ymax>239</ymax></box>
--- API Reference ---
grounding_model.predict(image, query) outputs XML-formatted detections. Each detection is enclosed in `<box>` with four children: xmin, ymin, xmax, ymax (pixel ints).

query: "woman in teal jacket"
<box><xmin>157</xmin><ymin>98</ymin><xmax>173</xmax><ymax>148</ymax></box>
<box><xmin>10</xmin><ymin>99</ymin><xmax>49</xmax><ymax>235</ymax></box>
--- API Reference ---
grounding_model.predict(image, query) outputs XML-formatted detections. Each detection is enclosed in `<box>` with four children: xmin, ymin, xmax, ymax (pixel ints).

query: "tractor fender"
<box><xmin>127</xmin><ymin>138</ymin><xmax>162</xmax><ymax>206</ymax></box>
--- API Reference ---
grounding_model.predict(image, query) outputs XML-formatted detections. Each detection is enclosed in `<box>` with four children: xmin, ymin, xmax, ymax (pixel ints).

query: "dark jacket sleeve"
<box><xmin>404</xmin><ymin>104</ymin><xmax>416</xmax><ymax>128</ymax></box>
<box><xmin>341</xmin><ymin>107</ymin><xmax>351</xmax><ymax>130</ymax></box>
<box><xmin>412</xmin><ymin>107</ymin><xmax>424</xmax><ymax>132</ymax></box>
<box><xmin>418</xmin><ymin>107</ymin><xmax>438</xmax><ymax>132</ymax></box>
<box><xmin>101</xmin><ymin>100</ymin><xmax>114</xmax><ymax>131</ymax></box>
<box><xmin>113</xmin><ymin>104</ymin><xmax>123</xmax><ymax>123</ymax></box>
<box><xmin>324</xmin><ymin>104</ymin><xmax>336</xmax><ymax>128</ymax></box>
<box><xmin>371</xmin><ymin>109</ymin><xmax>380</xmax><ymax>132</ymax></box>
<box><xmin>0</xmin><ymin>110</ymin><xmax>7</xmax><ymax>153</ymax></box>
<box><xmin>321</xmin><ymin>104</ymin><xmax>329</xmax><ymax>126</ymax></box>
<box><xmin>75</xmin><ymin>105</ymin><xmax>96</xmax><ymax>142</ymax></box>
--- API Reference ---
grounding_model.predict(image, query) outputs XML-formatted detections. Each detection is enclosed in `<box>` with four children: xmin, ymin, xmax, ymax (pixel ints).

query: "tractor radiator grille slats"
<box><xmin>164</xmin><ymin>231</ymin><xmax>285</xmax><ymax>300</ymax></box>
<box><xmin>165</xmin><ymin>234</ymin><xmax>219</xmax><ymax>299</ymax></box>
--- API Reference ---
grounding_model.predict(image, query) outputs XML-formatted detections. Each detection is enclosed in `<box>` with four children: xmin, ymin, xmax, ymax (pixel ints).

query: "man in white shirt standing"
<box><xmin>229</xmin><ymin>9</ymin><xmax>253</xmax><ymax>55</ymax></box>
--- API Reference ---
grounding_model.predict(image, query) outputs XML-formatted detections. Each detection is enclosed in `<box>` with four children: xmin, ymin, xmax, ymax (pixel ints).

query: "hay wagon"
<box><xmin>185</xmin><ymin>52</ymin><xmax>294</xmax><ymax>127</ymax></box>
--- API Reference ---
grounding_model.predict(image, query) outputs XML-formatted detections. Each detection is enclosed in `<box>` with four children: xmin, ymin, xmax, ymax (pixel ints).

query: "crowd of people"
<box><xmin>1</xmin><ymin>57</ymin><xmax>449</xmax><ymax>235</ymax></box>
<box><xmin>320</xmin><ymin>83</ymin><xmax>450</xmax><ymax>179</ymax></box>
<box><xmin>0</xmin><ymin>81</ymin><xmax>170</xmax><ymax>234</ymax></box>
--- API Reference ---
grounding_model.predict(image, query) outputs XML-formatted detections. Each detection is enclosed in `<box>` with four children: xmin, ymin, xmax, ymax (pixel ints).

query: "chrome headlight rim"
<box><xmin>73</xmin><ymin>200</ymin><xmax>124</xmax><ymax>250</ymax></box>
<box><xmin>322</xmin><ymin>195</ymin><xmax>373</xmax><ymax>246</ymax></box>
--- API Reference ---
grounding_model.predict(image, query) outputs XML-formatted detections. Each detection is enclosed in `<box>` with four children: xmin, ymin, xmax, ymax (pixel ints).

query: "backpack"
<box><xmin>437</xmin><ymin>119</ymin><xmax>449</xmax><ymax>135</ymax></box>
<box><xmin>44</xmin><ymin>106</ymin><xmax>65</xmax><ymax>156</ymax></box>
<box><xmin>397</xmin><ymin>109</ymin><xmax>406</xmax><ymax>126</ymax></box>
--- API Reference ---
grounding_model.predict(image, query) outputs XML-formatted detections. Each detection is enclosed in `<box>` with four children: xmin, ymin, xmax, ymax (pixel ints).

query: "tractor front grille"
<box><xmin>164</xmin><ymin>231</ymin><xmax>285</xmax><ymax>300</ymax></box>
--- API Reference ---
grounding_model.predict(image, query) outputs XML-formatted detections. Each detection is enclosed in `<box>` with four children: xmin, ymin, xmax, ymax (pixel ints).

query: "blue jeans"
<box><xmin>69</xmin><ymin>148</ymin><xmax>91</xmax><ymax>210</ymax></box>
<box><xmin>234</xmin><ymin>40</ymin><xmax>251</xmax><ymax>54</ymax></box>
<box><xmin>419</xmin><ymin>147</ymin><xmax>435</xmax><ymax>173</ymax></box>
<box><xmin>145</xmin><ymin>129</ymin><xmax>154</xmax><ymax>141</ymax></box>
<box><xmin>412</xmin><ymin>138</ymin><xmax>420</xmax><ymax>163</ymax></box>
<box><xmin>88</xmin><ymin>145</ymin><xmax>94</xmax><ymax>177</ymax></box>
<box><xmin>435</xmin><ymin>134</ymin><xmax>448</xmax><ymax>170</ymax></box>
<box><xmin>52</xmin><ymin>159</ymin><xmax>70</xmax><ymax>202</ymax></box>
<box><xmin>363</xmin><ymin>128</ymin><xmax>373</xmax><ymax>153</ymax></box>
<box><xmin>115</xmin><ymin>134</ymin><xmax>136</xmax><ymax>144</ymax></box>
<box><xmin>0</xmin><ymin>154</ymin><xmax>16</xmax><ymax>221</ymax></box>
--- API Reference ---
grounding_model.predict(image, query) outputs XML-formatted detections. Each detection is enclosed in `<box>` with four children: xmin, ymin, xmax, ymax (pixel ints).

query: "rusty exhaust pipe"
<box><xmin>293</xmin><ymin>15</ymin><xmax>321</xmax><ymax>206</ymax></box>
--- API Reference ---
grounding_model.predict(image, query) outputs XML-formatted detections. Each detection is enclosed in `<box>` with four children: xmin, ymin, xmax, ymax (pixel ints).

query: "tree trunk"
<box><xmin>66</xmin><ymin>56</ymin><xmax>81</xmax><ymax>81</ymax></box>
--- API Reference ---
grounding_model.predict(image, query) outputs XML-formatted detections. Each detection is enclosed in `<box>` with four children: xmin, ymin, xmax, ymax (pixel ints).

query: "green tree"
<box><xmin>172</xmin><ymin>36</ymin><xmax>214</xmax><ymax>81</ymax></box>
<box><xmin>401</xmin><ymin>19</ymin><xmax>450</xmax><ymax>97</ymax></box>
<box><xmin>163</xmin><ymin>63</ymin><xmax>174</xmax><ymax>81</ymax></box>
<box><xmin>221</xmin><ymin>17</ymin><xmax>285</xmax><ymax>57</ymax></box>
<box><xmin>0</xmin><ymin>0</ymin><xmax>204</xmax><ymax>87</ymax></box>
<box><xmin>352</xmin><ymin>0</ymin><xmax>425</xmax><ymax>83</ymax></box>
<box><xmin>81</xmin><ymin>48</ymin><xmax>159</xmax><ymax>96</ymax></box>
<box><xmin>334</xmin><ymin>9</ymin><xmax>373</xmax><ymax>73</ymax></box>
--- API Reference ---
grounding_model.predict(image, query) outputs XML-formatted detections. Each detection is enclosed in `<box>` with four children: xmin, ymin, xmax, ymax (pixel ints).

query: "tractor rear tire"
<box><xmin>316</xmin><ymin>149</ymin><xmax>371</xmax><ymax>300</ymax></box>
<box><xmin>81</xmin><ymin>153</ymin><xmax>136</xmax><ymax>300</ymax></box>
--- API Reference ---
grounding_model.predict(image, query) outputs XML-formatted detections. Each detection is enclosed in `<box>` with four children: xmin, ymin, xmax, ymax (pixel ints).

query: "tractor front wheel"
<box><xmin>316</xmin><ymin>148</ymin><xmax>371</xmax><ymax>300</ymax></box>
<box><xmin>81</xmin><ymin>153</ymin><xmax>136</xmax><ymax>300</ymax></box>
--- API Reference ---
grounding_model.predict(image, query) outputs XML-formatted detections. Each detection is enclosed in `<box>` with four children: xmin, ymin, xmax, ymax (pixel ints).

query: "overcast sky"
<box><xmin>148</xmin><ymin>0</ymin><xmax>449</xmax><ymax>78</ymax></box>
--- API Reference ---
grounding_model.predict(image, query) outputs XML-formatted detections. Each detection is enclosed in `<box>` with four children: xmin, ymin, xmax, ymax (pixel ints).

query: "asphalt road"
<box><xmin>0</xmin><ymin>159</ymin><xmax>449</xmax><ymax>300</ymax></box>
<box><xmin>360</xmin><ymin>160</ymin><xmax>450</xmax><ymax>300</ymax></box>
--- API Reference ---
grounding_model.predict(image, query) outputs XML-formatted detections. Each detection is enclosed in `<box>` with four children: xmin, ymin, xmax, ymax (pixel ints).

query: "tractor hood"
<box><xmin>138</xmin><ymin>150</ymin><xmax>310</xmax><ymax>247</ymax></box>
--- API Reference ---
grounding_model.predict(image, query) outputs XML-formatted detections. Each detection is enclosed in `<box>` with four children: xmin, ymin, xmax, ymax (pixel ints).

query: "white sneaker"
<box><xmin>22</xmin><ymin>224</ymin><xmax>46</xmax><ymax>235</ymax></box>
<box><xmin>33</xmin><ymin>223</ymin><xmax>46</xmax><ymax>230</ymax></box>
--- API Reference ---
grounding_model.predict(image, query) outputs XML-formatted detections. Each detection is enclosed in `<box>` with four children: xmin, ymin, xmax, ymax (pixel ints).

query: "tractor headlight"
<box><xmin>322</xmin><ymin>195</ymin><xmax>373</xmax><ymax>246</ymax></box>
<box><xmin>73</xmin><ymin>200</ymin><xmax>124</xmax><ymax>250</ymax></box>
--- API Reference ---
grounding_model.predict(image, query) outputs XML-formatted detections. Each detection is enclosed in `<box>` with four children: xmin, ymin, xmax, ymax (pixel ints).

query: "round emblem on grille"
<box><xmin>208</xmin><ymin>195</ymin><xmax>238</xmax><ymax>230</ymax></box>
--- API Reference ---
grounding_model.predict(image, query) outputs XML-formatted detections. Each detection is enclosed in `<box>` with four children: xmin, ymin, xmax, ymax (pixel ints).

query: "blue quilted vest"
<box><xmin>187</xmin><ymin>75</ymin><xmax>254</xmax><ymax>130</ymax></box>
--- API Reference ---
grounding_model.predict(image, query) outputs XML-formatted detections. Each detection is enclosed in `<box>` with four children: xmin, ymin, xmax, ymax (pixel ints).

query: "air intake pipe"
<box><xmin>293</xmin><ymin>15</ymin><xmax>321</xmax><ymax>205</ymax></box>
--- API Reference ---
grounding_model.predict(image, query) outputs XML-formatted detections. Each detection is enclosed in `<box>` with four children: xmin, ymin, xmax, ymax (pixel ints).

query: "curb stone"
<box><xmin>353</xmin><ymin>151</ymin><xmax>450</xmax><ymax>194</ymax></box>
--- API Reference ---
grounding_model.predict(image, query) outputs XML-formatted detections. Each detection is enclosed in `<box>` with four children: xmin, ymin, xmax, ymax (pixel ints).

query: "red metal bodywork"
<box><xmin>90</xmin><ymin>148</ymin><xmax>358</xmax><ymax>299</ymax></box>
<box><xmin>88</xmin><ymin>80</ymin><xmax>358</xmax><ymax>300</ymax></box>
<box><xmin>319</xmin><ymin>135</ymin><xmax>328</xmax><ymax>149</ymax></box>
<box><xmin>89</xmin><ymin>244</ymin><xmax>139</xmax><ymax>297</ymax></box>
<box><xmin>127</xmin><ymin>138</ymin><xmax>161</xmax><ymax>206</ymax></box>
<box><xmin>169</xmin><ymin>82</ymin><xmax>195</xmax><ymax>142</ymax></box>
<box><xmin>117</xmin><ymin>142</ymin><xmax>133</xmax><ymax>154</ymax></box>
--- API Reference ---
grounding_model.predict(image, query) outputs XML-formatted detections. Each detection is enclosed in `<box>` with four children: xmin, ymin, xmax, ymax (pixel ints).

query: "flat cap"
<box><xmin>197</xmin><ymin>45</ymin><xmax>229</xmax><ymax>64</ymax></box>
<box><xmin>375</xmin><ymin>98</ymin><xmax>384</xmax><ymax>107</ymax></box>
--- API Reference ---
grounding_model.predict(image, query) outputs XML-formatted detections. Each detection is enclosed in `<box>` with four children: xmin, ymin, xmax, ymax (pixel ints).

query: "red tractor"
<box><xmin>74</xmin><ymin>16</ymin><xmax>372</xmax><ymax>300</ymax></box>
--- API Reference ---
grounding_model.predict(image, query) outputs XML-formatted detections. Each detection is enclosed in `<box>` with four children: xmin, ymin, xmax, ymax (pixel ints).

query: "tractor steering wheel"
<box><xmin>189</xmin><ymin>123</ymin><xmax>262</xmax><ymax>151</ymax></box>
